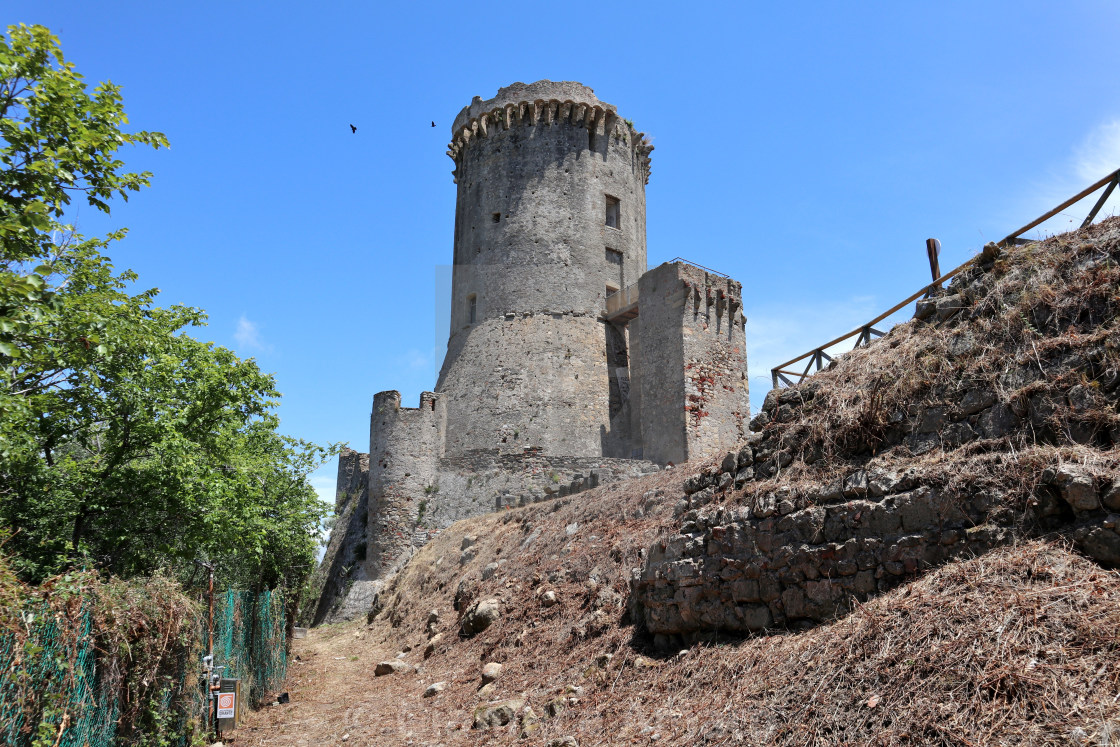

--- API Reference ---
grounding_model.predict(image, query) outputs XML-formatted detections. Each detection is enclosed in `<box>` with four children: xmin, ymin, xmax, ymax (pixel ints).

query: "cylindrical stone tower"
<box><xmin>436</xmin><ymin>80</ymin><xmax>654</xmax><ymax>457</ymax></box>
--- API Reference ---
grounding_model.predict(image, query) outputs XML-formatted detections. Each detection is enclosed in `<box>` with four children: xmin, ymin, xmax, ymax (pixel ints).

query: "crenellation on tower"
<box><xmin>311</xmin><ymin>81</ymin><xmax>748</xmax><ymax>622</ymax></box>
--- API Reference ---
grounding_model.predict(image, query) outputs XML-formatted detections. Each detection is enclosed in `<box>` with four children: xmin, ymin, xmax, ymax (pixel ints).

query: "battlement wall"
<box><xmin>448</xmin><ymin>79</ymin><xmax>652</xmax><ymax>186</ymax></box>
<box><xmin>636</xmin><ymin>262</ymin><xmax>750</xmax><ymax>464</ymax></box>
<box><xmin>367</xmin><ymin>390</ymin><xmax>444</xmax><ymax>579</ymax></box>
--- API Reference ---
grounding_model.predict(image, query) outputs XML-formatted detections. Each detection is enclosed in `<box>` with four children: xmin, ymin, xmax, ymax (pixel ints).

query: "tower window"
<box><xmin>468</xmin><ymin>294</ymin><xmax>477</xmax><ymax>324</ymax></box>
<box><xmin>605</xmin><ymin>247</ymin><xmax>623</xmax><ymax>265</ymax></box>
<box><xmin>492</xmin><ymin>212</ymin><xmax>501</xmax><ymax>223</ymax></box>
<box><xmin>605</xmin><ymin>196</ymin><xmax>620</xmax><ymax>229</ymax></box>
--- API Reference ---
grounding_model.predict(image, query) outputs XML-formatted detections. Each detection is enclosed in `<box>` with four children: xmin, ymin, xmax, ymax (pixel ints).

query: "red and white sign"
<box><xmin>217</xmin><ymin>692</ymin><xmax>236</xmax><ymax>719</ymax></box>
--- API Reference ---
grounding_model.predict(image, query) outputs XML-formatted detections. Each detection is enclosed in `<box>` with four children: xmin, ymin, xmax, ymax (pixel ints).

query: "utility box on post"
<box><xmin>216</xmin><ymin>677</ymin><xmax>241</xmax><ymax>732</ymax></box>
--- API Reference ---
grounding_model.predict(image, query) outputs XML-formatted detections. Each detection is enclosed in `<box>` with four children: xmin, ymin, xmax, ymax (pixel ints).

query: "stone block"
<box><xmin>735</xmin><ymin>603</ymin><xmax>772</xmax><ymax>630</ymax></box>
<box><xmin>1050</xmin><ymin>465</ymin><xmax>1100</xmax><ymax>512</ymax></box>
<box><xmin>935</xmin><ymin>293</ymin><xmax>965</xmax><ymax>321</ymax></box>
<box><xmin>977</xmin><ymin>403</ymin><xmax>1019</xmax><ymax>439</ymax></box>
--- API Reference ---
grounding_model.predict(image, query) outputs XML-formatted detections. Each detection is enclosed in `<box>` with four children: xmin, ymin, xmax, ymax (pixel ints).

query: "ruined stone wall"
<box><xmin>314</xmin><ymin>443</ymin><xmax>661</xmax><ymax>620</ymax></box>
<box><xmin>304</xmin><ymin>447</ymin><xmax>368</xmax><ymax>625</ymax></box>
<box><xmin>437</xmin><ymin>80</ymin><xmax>653</xmax><ymax>458</ymax></box>
<box><xmin>633</xmin><ymin>441</ymin><xmax>1119</xmax><ymax>647</ymax></box>
<box><xmin>632</xmin><ymin>222</ymin><xmax>1120</xmax><ymax>646</ymax></box>
<box><xmin>367</xmin><ymin>391</ymin><xmax>443</xmax><ymax>579</ymax></box>
<box><xmin>635</xmin><ymin>262</ymin><xmax>749</xmax><ymax>464</ymax></box>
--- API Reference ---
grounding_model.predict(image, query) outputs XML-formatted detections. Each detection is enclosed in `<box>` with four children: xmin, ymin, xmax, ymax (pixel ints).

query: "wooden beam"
<box><xmin>925</xmin><ymin>238</ymin><xmax>941</xmax><ymax>297</ymax></box>
<box><xmin>1081</xmin><ymin>175</ymin><xmax>1119</xmax><ymax>228</ymax></box>
<box><xmin>1001</xmin><ymin>167</ymin><xmax>1120</xmax><ymax>243</ymax></box>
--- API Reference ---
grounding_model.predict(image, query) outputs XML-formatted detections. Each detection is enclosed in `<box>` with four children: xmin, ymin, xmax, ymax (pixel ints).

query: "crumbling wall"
<box><xmin>635</xmin><ymin>446</ymin><xmax>1119</xmax><ymax>645</ymax></box>
<box><xmin>304</xmin><ymin>447</ymin><xmax>369</xmax><ymax>625</ymax></box>
<box><xmin>635</xmin><ymin>262</ymin><xmax>749</xmax><ymax>464</ymax></box>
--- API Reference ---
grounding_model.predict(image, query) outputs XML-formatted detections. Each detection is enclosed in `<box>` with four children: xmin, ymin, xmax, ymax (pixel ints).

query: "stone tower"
<box><xmin>309</xmin><ymin>81</ymin><xmax>751</xmax><ymax>624</ymax></box>
<box><xmin>436</xmin><ymin>81</ymin><xmax>654</xmax><ymax>458</ymax></box>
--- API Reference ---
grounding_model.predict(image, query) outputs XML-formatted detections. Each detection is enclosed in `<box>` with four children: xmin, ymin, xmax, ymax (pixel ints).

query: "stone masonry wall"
<box><xmin>304</xmin><ymin>447</ymin><xmax>368</xmax><ymax>625</ymax></box>
<box><xmin>437</xmin><ymin>313</ymin><xmax>618</xmax><ymax>458</ymax></box>
<box><xmin>367</xmin><ymin>391</ymin><xmax>443</xmax><ymax>579</ymax></box>
<box><xmin>437</xmin><ymin>80</ymin><xmax>653</xmax><ymax>459</ymax></box>
<box><xmin>636</xmin><ymin>262</ymin><xmax>749</xmax><ymax>464</ymax></box>
<box><xmin>633</xmin><ymin>442</ymin><xmax>1120</xmax><ymax>647</ymax></box>
<box><xmin>426</xmin><ymin>451</ymin><xmax>660</xmax><ymax>532</ymax></box>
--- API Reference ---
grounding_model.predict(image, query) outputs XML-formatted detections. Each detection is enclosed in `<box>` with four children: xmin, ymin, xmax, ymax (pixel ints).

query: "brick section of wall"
<box><xmin>636</xmin><ymin>262</ymin><xmax>749</xmax><ymax>465</ymax></box>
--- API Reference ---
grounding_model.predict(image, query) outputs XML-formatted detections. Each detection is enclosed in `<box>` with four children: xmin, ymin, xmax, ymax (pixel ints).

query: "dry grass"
<box><xmin>239</xmin><ymin>520</ymin><xmax>1120</xmax><ymax>745</ymax></box>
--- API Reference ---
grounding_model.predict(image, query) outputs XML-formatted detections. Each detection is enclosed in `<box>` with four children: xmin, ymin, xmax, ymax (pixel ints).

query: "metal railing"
<box><xmin>770</xmin><ymin>167</ymin><xmax>1120</xmax><ymax>389</ymax></box>
<box><xmin>666</xmin><ymin>257</ymin><xmax>730</xmax><ymax>278</ymax></box>
<box><xmin>605</xmin><ymin>282</ymin><xmax>640</xmax><ymax>316</ymax></box>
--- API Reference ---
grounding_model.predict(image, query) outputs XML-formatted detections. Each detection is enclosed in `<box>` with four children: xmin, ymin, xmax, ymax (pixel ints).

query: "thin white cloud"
<box><xmin>394</xmin><ymin>347</ymin><xmax>436</xmax><ymax>374</ymax></box>
<box><xmin>1018</xmin><ymin>118</ymin><xmax>1120</xmax><ymax>240</ymax></box>
<box><xmin>1074</xmin><ymin>120</ymin><xmax>1120</xmax><ymax>184</ymax></box>
<box><xmin>234</xmin><ymin>315</ymin><xmax>271</xmax><ymax>352</ymax></box>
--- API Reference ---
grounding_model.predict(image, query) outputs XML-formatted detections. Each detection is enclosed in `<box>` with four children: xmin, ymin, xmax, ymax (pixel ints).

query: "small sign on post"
<box><xmin>216</xmin><ymin>678</ymin><xmax>241</xmax><ymax>731</ymax></box>
<box><xmin>216</xmin><ymin>691</ymin><xmax>236</xmax><ymax>719</ymax></box>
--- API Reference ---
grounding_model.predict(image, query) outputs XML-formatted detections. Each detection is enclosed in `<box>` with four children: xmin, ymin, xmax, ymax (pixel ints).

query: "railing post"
<box><xmin>925</xmin><ymin>238</ymin><xmax>941</xmax><ymax>297</ymax></box>
<box><xmin>771</xmin><ymin>369</ymin><xmax>779</xmax><ymax>389</ymax></box>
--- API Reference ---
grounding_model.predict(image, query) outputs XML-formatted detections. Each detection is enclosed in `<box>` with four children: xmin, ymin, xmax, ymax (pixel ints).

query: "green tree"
<box><xmin>0</xmin><ymin>24</ymin><xmax>335</xmax><ymax>588</ymax></box>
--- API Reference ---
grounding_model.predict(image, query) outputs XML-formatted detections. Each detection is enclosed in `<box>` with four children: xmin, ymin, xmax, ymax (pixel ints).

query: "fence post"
<box><xmin>925</xmin><ymin>238</ymin><xmax>941</xmax><ymax>297</ymax></box>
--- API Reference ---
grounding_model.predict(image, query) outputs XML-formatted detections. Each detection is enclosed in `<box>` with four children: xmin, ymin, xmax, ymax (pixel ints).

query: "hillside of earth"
<box><xmin>243</xmin><ymin>217</ymin><xmax>1120</xmax><ymax>746</ymax></box>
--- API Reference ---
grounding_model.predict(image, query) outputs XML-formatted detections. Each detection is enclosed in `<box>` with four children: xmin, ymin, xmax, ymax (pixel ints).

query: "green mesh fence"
<box><xmin>0</xmin><ymin>607</ymin><xmax>118</xmax><ymax>747</ymax></box>
<box><xmin>213</xmin><ymin>588</ymin><xmax>289</xmax><ymax>706</ymax></box>
<box><xmin>0</xmin><ymin>588</ymin><xmax>288</xmax><ymax>746</ymax></box>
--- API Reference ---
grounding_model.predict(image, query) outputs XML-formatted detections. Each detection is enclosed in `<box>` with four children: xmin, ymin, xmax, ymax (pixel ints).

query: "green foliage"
<box><xmin>0</xmin><ymin>24</ymin><xmax>168</xmax><ymax>264</ymax></box>
<box><xmin>0</xmin><ymin>552</ymin><xmax>208</xmax><ymax>747</ymax></box>
<box><xmin>0</xmin><ymin>24</ymin><xmax>337</xmax><ymax>591</ymax></box>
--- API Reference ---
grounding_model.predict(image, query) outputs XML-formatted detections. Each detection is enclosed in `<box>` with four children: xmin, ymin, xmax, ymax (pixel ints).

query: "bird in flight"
<box><xmin>350</xmin><ymin>124</ymin><xmax>357</xmax><ymax>133</ymax></box>
<box><xmin>431</xmin><ymin>121</ymin><xmax>436</xmax><ymax>127</ymax></box>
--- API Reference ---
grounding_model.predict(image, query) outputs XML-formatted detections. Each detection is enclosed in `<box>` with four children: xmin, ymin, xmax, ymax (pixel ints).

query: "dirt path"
<box><xmin>235</xmin><ymin>622</ymin><xmax>456</xmax><ymax>746</ymax></box>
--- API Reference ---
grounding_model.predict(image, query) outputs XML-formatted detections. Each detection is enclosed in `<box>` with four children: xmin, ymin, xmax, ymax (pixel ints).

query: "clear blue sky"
<box><xmin>7</xmin><ymin>1</ymin><xmax>1120</xmax><ymax>501</ymax></box>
